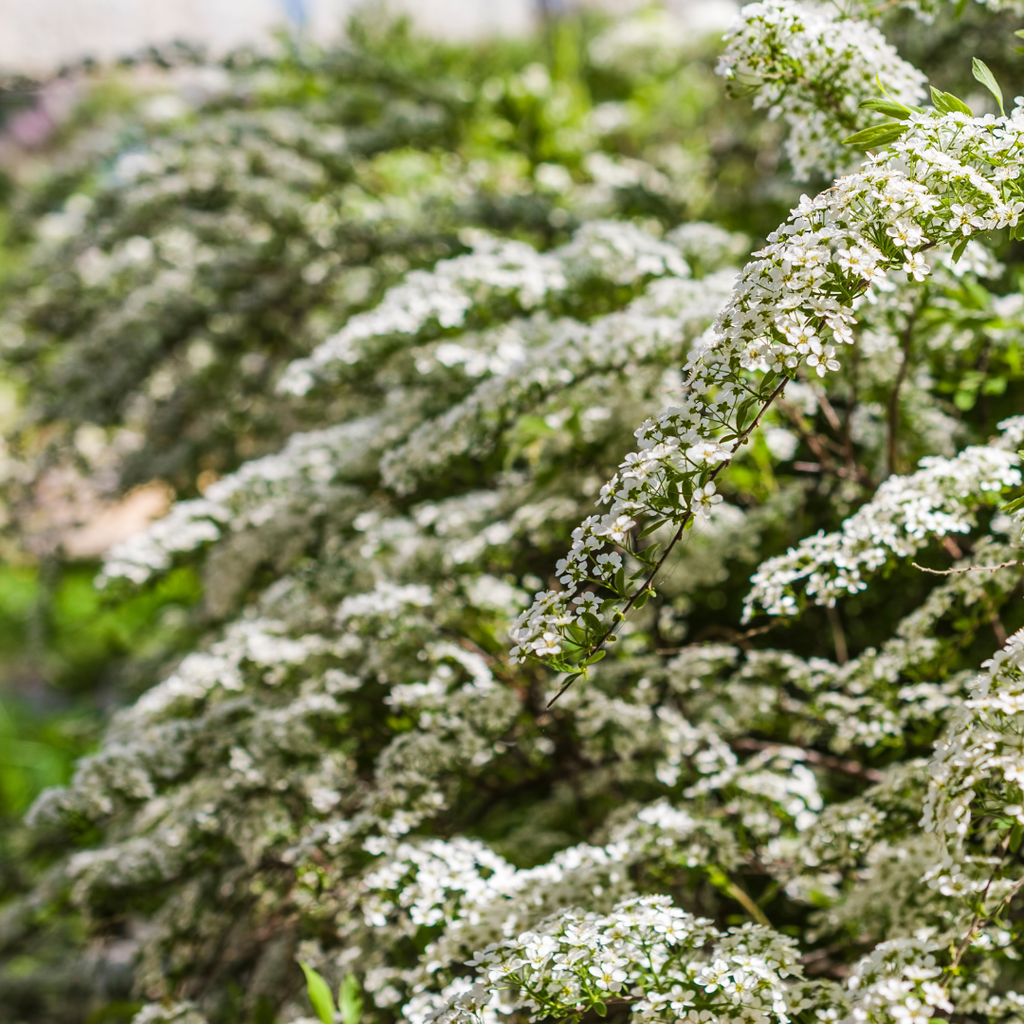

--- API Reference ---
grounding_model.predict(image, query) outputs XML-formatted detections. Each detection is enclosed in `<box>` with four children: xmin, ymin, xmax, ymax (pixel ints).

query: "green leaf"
<box><xmin>954</xmin><ymin>0</ymin><xmax>968</xmax><ymax>15</ymax></box>
<box><xmin>633</xmin><ymin>588</ymin><xmax>651</xmax><ymax>610</ymax></box>
<box><xmin>583</xmin><ymin>649</ymin><xmax>607</xmax><ymax>667</ymax></box>
<box><xmin>637</xmin><ymin>543</ymin><xmax>662</xmax><ymax>567</ymax></box>
<box><xmin>954</xmin><ymin>387</ymin><xmax>978</xmax><ymax>411</ymax></box>
<box><xmin>842</xmin><ymin>121</ymin><xmax>908</xmax><ymax>149</ymax></box>
<box><xmin>872</xmin><ymin>77</ymin><xmax>925</xmax><ymax>114</ymax></box>
<box><xmin>594</xmin><ymin>1002</ymin><xmax>608</xmax><ymax>1017</ymax></box>
<box><xmin>300</xmin><ymin>963</ymin><xmax>337</xmax><ymax>1024</ymax></box>
<box><xmin>1000</xmin><ymin>493</ymin><xmax>1024</xmax><ymax>516</ymax></box>
<box><xmin>637</xmin><ymin>518</ymin><xmax>665</xmax><ymax>540</ymax></box>
<box><xmin>930</xmin><ymin>87</ymin><xmax>973</xmax><ymax>116</ymax></box>
<box><xmin>859</xmin><ymin>98</ymin><xmax>913</xmax><ymax>119</ymax></box>
<box><xmin>951</xmin><ymin>235</ymin><xmax>970</xmax><ymax>264</ymax></box>
<box><xmin>339</xmin><ymin>974</ymin><xmax>363</xmax><ymax>1024</ymax></box>
<box><xmin>580</xmin><ymin>611</ymin><xmax>604</xmax><ymax>632</ymax></box>
<box><xmin>1014</xmin><ymin>28</ymin><xmax>1024</xmax><ymax>36</ymax></box>
<box><xmin>613</xmin><ymin>567</ymin><xmax>626</xmax><ymax>596</ymax></box>
<box><xmin>1011</xmin><ymin>823</ymin><xmax>1023</xmax><ymax>853</ymax></box>
<box><xmin>972</xmin><ymin>57</ymin><xmax>1004</xmax><ymax>115</ymax></box>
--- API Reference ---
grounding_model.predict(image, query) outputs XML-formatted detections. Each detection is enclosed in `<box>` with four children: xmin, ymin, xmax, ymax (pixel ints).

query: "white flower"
<box><xmin>690</xmin><ymin>482</ymin><xmax>724</xmax><ymax>520</ymax></box>
<box><xmin>686</xmin><ymin>441</ymin><xmax>730</xmax><ymax>464</ymax></box>
<box><xmin>902</xmin><ymin>251</ymin><xmax>930</xmax><ymax>282</ymax></box>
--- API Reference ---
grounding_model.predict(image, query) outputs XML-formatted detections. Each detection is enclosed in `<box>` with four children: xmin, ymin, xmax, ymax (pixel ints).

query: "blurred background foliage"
<box><xmin>0</xmin><ymin>3</ymin><xmax>787</xmax><ymax>846</ymax></box>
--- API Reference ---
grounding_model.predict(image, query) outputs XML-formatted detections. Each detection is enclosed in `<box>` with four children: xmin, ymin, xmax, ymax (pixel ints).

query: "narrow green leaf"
<box><xmin>1000</xmin><ymin>493</ymin><xmax>1024</xmax><ymax>515</ymax></box>
<box><xmin>930</xmin><ymin>87</ymin><xmax>973</xmax><ymax>116</ymax></box>
<box><xmin>951</xmin><ymin>235</ymin><xmax>970</xmax><ymax>264</ymax></box>
<box><xmin>735</xmin><ymin>397</ymin><xmax>756</xmax><ymax>429</ymax></box>
<box><xmin>842</xmin><ymin>122</ymin><xmax>908</xmax><ymax>149</ymax></box>
<box><xmin>874</xmin><ymin>75</ymin><xmax>924</xmax><ymax>113</ymax></box>
<box><xmin>583</xmin><ymin>649</ymin><xmax>607</xmax><ymax>667</ymax></box>
<box><xmin>954</xmin><ymin>0</ymin><xmax>968</xmax><ymax>15</ymax></box>
<box><xmin>594</xmin><ymin>1002</ymin><xmax>609</xmax><ymax>1017</ymax></box>
<box><xmin>339</xmin><ymin>974</ymin><xmax>363</xmax><ymax>1024</ymax></box>
<box><xmin>859</xmin><ymin>98</ymin><xmax>912</xmax><ymax>119</ymax></box>
<box><xmin>973</xmin><ymin>57</ymin><xmax>1004</xmax><ymax>115</ymax></box>
<box><xmin>580</xmin><ymin>611</ymin><xmax>603</xmax><ymax>632</ymax></box>
<box><xmin>1011</xmin><ymin>822</ymin><xmax>1023</xmax><ymax>853</ymax></box>
<box><xmin>1014</xmin><ymin>28</ymin><xmax>1024</xmax><ymax>37</ymax></box>
<box><xmin>637</xmin><ymin>518</ymin><xmax>665</xmax><ymax>540</ymax></box>
<box><xmin>300</xmin><ymin>963</ymin><xmax>337</xmax><ymax>1024</ymax></box>
<box><xmin>633</xmin><ymin>589</ymin><xmax>651</xmax><ymax>610</ymax></box>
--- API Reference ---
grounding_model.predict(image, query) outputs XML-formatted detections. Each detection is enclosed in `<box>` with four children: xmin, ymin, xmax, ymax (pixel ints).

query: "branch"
<box><xmin>546</xmin><ymin>379</ymin><xmax>790</xmax><ymax>708</ymax></box>
<box><xmin>730</xmin><ymin>737</ymin><xmax>885</xmax><ymax>784</ymax></box>
<box><xmin>656</xmin><ymin>622</ymin><xmax>779</xmax><ymax>655</ymax></box>
<box><xmin>826</xmin><ymin>604</ymin><xmax>848</xmax><ymax>665</ymax></box>
<box><xmin>912</xmin><ymin>560</ymin><xmax>1019</xmax><ymax>576</ymax></box>
<box><xmin>885</xmin><ymin>307</ymin><xmax>916</xmax><ymax>479</ymax></box>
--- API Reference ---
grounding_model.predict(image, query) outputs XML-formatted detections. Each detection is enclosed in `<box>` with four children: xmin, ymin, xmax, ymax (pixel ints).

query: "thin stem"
<box><xmin>657</xmin><ymin>622</ymin><xmax>778</xmax><ymax>655</ymax></box>
<box><xmin>951</xmin><ymin>876</ymin><xmax>997</xmax><ymax>970</ymax></box>
<box><xmin>885</xmin><ymin>308</ymin><xmax>916</xmax><ymax>479</ymax></box>
<box><xmin>842</xmin><ymin>341</ymin><xmax>860</xmax><ymax>478</ymax></box>
<box><xmin>912</xmin><ymin>560</ymin><xmax>1019</xmax><ymax>576</ymax></box>
<box><xmin>546</xmin><ymin>378</ymin><xmax>790</xmax><ymax>708</ymax></box>
<box><xmin>942</xmin><ymin>535</ymin><xmax>965</xmax><ymax>560</ymax></box>
<box><xmin>826</xmin><ymin>604</ymin><xmax>848</xmax><ymax>665</ymax></box>
<box><xmin>950</xmin><ymin>829</ymin><xmax>1024</xmax><ymax>971</ymax></box>
<box><xmin>725</xmin><ymin>876</ymin><xmax>772</xmax><ymax>928</ymax></box>
<box><xmin>731</xmin><ymin>737</ymin><xmax>884</xmax><ymax>783</ymax></box>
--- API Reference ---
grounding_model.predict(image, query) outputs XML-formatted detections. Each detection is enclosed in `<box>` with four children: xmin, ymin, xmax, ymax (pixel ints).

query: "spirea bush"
<box><xmin>3</xmin><ymin>4</ymin><xmax>1024</xmax><ymax>1024</ymax></box>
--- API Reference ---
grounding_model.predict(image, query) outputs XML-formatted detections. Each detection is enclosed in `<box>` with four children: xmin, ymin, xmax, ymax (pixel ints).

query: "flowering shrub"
<box><xmin>3</xmin><ymin>4</ymin><xmax>1024</xmax><ymax>1024</ymax></box>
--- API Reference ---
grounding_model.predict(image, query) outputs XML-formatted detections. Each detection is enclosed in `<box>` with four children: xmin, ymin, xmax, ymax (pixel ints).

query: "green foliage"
<box><xmin>300</xmin><ymin>963</ymin><xmax>336</xmax><ymax>1024</ymax></box>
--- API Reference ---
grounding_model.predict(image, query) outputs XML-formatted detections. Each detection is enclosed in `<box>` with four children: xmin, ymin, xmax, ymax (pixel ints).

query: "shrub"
<box><xmin>3</xmin><ymin>5</ymin><xmax>1024</xmax><ymax>1024</ymax></box>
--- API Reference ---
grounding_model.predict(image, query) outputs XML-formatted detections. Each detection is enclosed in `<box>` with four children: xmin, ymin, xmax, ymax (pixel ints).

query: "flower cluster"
<box><xmin>718</xmin><ymin>0</ymin><xmax>927</xmax><ymax>180</ymax></box>
<box><xmin>744</xmin><ymin>436</ymin><xmax>1022</xmax><ymax>618</ymax></box>
<box><xmin>278</xmin><ymin>221</ymin><xmax>690</xmax><ymax>396</ymax></box>
<box><xmin>429</xmin><ymin>895</ymin><xmax>811</xmax><ymax>1024</ymax></box>
<box><xmin>924</xmin><ymin>625</ymin><xmax>1024</xmax><ymax>868</ymax></box>
<box><xmin>514</xmin><ymin>106</ymin><xmax>1024</xmax><ymax>669</ymax></box>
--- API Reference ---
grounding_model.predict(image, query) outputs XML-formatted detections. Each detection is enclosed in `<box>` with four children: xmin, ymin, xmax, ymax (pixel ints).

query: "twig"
<box><xmin>841</xmin><ymin>341</ymin><xmax>860</xmax><ymax>480</ymax></box>
<box><xmin>811</xmin><ymin>382</ymin><xmax>844</xmax><ymax>436</ymax></box>
<box><xmin>730</xmin><ymin>737</ymin><xmax>884</xmax><ymax>783</ymax></box>
<box><xmin>885</xmin><ymin>308</ymin><xmax>916</xmax><ymax>479</ymax></box>
<box><xmin>952</xmin><ymin>875</ymin><xmax>1005</xmax><ymax>969</ymax></box>
<box><xmin>990</xmin><ymin>606</ymin><xmax>1008</xmax><ymax>646</ymax></box>
<box><xmin>780</xmin><ymin>394</ymin><xmax>873</xmax><ymax>487</ymax></box>
<box><xmin>656</xmin><ymin>622</ymin><xmax>779</xmax><ymax>655</ymax></box>
<box><xmin>546</xmin><ymin>378</ymin><xmax>790</xmax><ymax>708</ymax></box>
<box><xmin>826</xmin><ymin>605</ymin><xmax>848</xmax><ymax>665</ymax></box>
<box><xmin>942</xmin><ymin>535</ymin><xmax>964</xmax><ymax>560</ymax></box>
<box><xmin>912</xmin><ymin>560</ymin><xmax>1019</xmax><ymax>576</ymax></box>
<box><xmin>724</xmin><ymin>876</ymin><xmax>772</xmax><ymax>927</ymax></box>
